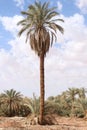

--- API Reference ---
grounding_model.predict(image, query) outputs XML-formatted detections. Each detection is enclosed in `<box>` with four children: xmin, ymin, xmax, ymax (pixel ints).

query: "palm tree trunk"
<box><xmin>9</xmin><ymin>100</ymin><xmax>12</xmax><ymax>117</ymax></box>
<box><xmin>39</xmin><ymin>53</ymin><xmax>45</xmax><ymax>125</ymax></box>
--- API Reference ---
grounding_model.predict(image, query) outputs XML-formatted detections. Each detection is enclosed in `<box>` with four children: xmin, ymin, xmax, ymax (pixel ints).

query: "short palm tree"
<box><xmin>78</xmin><ymin>88</ymin><xmax>87</xmax><ymax>99</ymax></box>
<box><xmin>66</xmin><ymin>88</ymin><xmax>78</xmax><ymax>116</ymax></box>
<box><xmin>17</xmin><ymin>1</ymin><xmax>64</xmax><ymax>124</ymax></box>
<box><xmin>23</xmin><ymin>94</ymin><xmax>40</xmax><ymax>116</ymax></box>
<box><xmin>0</xmin><ymin>89</ymin><xmax>22</xmax><ymax>116</ymax></box>
<box><xmin>67</xmin><ymin>88</ymin><xmax>78</xmax><ymax>102</ymax></box>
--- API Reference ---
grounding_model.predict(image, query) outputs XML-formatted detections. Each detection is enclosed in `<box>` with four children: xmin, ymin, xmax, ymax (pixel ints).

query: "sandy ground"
<box><xmin>0</xmin><ymin>116</ymin><xmax>87</xmax><ymax>130</ymax></box>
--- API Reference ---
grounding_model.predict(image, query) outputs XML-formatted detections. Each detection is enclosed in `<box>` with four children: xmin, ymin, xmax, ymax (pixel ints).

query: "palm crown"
<box><xmin>0</xmin><ymin>89</ymin><xmax>22</xmax><ymax>116</ymax></box>
<box><xmin>17</xmin><ymin>1</ymin><xmax>64</xmax><ymax>56</ymax></box>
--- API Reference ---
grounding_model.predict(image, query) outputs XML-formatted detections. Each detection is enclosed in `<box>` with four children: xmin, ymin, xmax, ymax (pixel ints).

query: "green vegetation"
<box><xmin>0</xmin><ymin>89</ymin><xmax>22</xmax><ymax>117</ymax></box>
<box><xmin>0</xmin><ymin>87</ymin><xmax>87</xmax><ymax>119</ymax></box>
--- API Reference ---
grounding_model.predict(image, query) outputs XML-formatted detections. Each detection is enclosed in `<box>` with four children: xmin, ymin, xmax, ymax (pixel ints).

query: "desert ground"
<box><xmin>0</xmin><ymin>115</ymin><xmax>87</xmax><ymax>130</ymax></box>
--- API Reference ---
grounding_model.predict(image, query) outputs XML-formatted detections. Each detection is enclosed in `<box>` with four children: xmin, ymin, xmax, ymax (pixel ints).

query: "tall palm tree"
<box><xmin>0</xmin><ymin>89</ymin><xmax>22</xmax><ymax>116</ymax></box>
<box><xmin>17</xmin><ymin>1</ymin><xmax>64</xmax><ymax>124</ymax></box>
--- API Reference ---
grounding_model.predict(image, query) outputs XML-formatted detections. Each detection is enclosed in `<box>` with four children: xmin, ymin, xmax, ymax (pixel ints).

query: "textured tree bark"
<box><xmin>39</xmin><ymin>53</ymin><xmax>45</xmax><ymax>125</ymax></box>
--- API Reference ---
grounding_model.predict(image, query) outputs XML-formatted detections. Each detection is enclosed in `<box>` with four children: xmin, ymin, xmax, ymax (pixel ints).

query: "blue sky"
<box><xmin>0</xmin><ymin>0</ymin><xmax>87</xmax><ymax>49</ymax></box>
<box><xmin>0</xmin><ymin>0</ymin><xmax>87</xmax><ymax>98</ymax></box>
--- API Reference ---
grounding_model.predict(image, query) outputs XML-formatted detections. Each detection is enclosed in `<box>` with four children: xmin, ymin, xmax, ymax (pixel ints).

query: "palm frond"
<box><xmin>55</xmin><ymin>24</ymin><xmax>64</xmax><ymax>34</ymax></box>
<box><xmin>50</xmin><ymin>31</ymin><xmax>57</xmax><ymax>46</ymax></box>
<box><xmin>45</xmin><ymin>11</ymin><xmax>59</xmax><ymax>21</ymax></box>
<box><xmin>21</xmin><ymin>11</ymin><xmax>30</xmax><ymax>15</ymax></box>
<box><xmin>18</xmin><ymin>27</ymin><xmax>27</xmax><ymax>36</ymax></box>
<box><xmin>42</xmin><ymin>1</ymin><xmax>49</xmax><ymax>10</ymax></box>
<box><xmin>50</xmin><ymin>18</ymin><xmax>64</xmax><ymax>23</ymax></box>
<box><xmin>17</xmin><ymin>19</ymin><xmax>26</xmax><ymax>26</ymax></box>
<box><xmin>35</xmin><ymin>1</ymin><xmax>42</xmax><ymax>10</ymax></box>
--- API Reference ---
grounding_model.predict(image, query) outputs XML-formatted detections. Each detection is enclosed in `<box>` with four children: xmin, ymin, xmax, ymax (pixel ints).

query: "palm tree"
<box><xmin>66</xmin><ymin>88</ymin><xmax>78</xmax><ymax>116</ymax></box>
<box><xmin>17</xmin><ymin>1</ymin><xmax>64</xmax><ymax>124</ymax></box>
<box><xmin>23</xmin><ymin>93</ymin><xmax>40</xmax><ymax>116</ymax></box>
<box><xmin>78</xmin><ymin>88</ymin><xmax>87</xmax><ymax>99</ymax></box>
<box><xmin>0</xmin><ymin>89</ymin><xmax>22</xmax><ymax>116</ymax></box>
<box><xmin>66</xmin><ymin>88</ymin><xmax>78</xmax><ymax>102</ymax></box>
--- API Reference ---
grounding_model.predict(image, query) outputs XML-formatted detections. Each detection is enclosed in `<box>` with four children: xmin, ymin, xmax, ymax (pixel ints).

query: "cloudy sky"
<box><xmin>0</xmin><ymin>0</ymin><xmax>87</xmax><ymax>98</ymax></box>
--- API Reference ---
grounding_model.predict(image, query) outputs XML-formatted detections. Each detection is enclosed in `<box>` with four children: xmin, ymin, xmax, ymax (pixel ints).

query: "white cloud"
<box><xmin>14</xmin><ymin>0</ymin><xmax>24</xmax><ymax>9</ymax></box>
<box><xmin>0</xmin><ymin>15</ymin><xmax>23</xmax><ymax>37</ymax></box>
<box><xmin>63</xmin><ymin>13</ymin><xmax>87</xmax><ymax>42</ymax></box>
<box><xmin>0</xmin><ymin>37</ymin><xmax>40</xmax><ymax>97</ymax></box>
<box><xmin>0</xmin><ymin>13</ymin><xmax>87</xmax><ymax>97</ymax></box>
<box><xmin>76</xmin><ymin>0</ymin><xmax>87</xmax><ymax>13</ymax></box>
<box><xmin>57</xmin><ymin>1</ymin><xmax>63</xmax><ymax>11</ymax></box>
